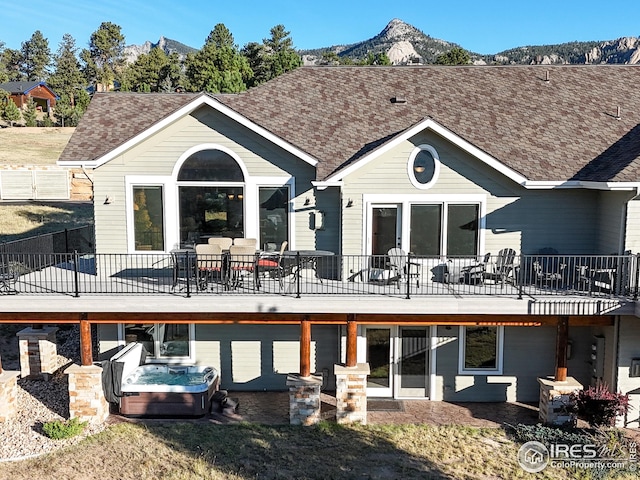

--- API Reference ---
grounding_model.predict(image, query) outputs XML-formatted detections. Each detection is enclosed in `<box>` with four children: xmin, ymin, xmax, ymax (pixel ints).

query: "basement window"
<box><xmin>121</xmin><ymin>323</ymin><xmax>194</xmax><ymax>361</ymax></box>
<box><xmin>458</xmin><ymin>326</ymin><xmax>504</xmax><ymax>375</ymax></box>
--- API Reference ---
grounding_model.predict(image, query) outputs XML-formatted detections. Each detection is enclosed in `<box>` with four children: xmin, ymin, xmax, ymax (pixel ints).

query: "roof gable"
<box><xmin>0</xmin><ymin>81</ymin><xmax>57</xmax><ymax>97</ymax></box>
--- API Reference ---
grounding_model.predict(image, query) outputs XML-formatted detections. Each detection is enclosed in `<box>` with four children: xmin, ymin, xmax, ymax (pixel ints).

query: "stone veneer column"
<box><xmin>0</xmin><ymin>370</ymin><xmax>21</xmax><ymax>422</ymax></box>
<box><xmin>334</xmin><ymin>363</ymin><xmax>370</xmax><ymax>425</ymax></box>
<box><xmin>65</xmin><ymin>364</ymin><xmax>109</xmax><ymax>424</ymax></box>
<box><xmin>286</xmin><ymin>373</ymin><xmax>323</xmax><ymax>426</ymax></box>
<box><xmin>17</xmin><ymin>326</ymin><xmax>58</xmax><ymax>378</ymax></box>
<box><xmin>538</xmin><ymin>376</ymin><xmax>583</xmax><ymax>427</ymax></box>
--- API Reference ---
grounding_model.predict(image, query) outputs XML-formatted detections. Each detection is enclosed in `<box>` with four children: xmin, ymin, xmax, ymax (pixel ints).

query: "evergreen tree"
<box><xmin>21</xmin><ymin>30</ymin><xmax>51</xmax><ymax>80</ymax></box>
<box><xmin>23</xmin><ymin>97</ymin><xmax>37</xmax><ymax>126</ymax></box>
<box><xmin>0</xmin><ymin>41</ymin><xmax>8</xmax><ymax>83</ymax></box>
<box><xmin>2</xmin><ymin>100</ymin><xmax>21</xmax><ymax>126</ymax></box>
<box><xmin>244</xmin><ymin>25</ymin><xmax>300</xmax><ymax>87</ymax></box>
<box><xmin>3</xmin><ymin>48</ymin><xmax>24</xmax><ymax>81</ymax></box>
<box><xmin>184</xmin><ymin>24</ymin><xmax>252</xmax><ymax>93</ymax></box>
<box><xmin>262</xmin><ymin>25</ymin><xmax>301</xmax><ymax>79</ymax></box>
<box><xmin>48</xmin><ymin>34</ymin><xmax>87</xmax><ymax>107</ymax></box>
<box><xmin>435</xmin><ymin>47</ymin><xmax>471</xmax><ymax>65</ymax></box>
<box><xmin>120</xmin><ymin>47</ymin><xmax>182</xmax><ymax>92</ymax></box>
<box><xmin>81</xmin><ymin>22</ymin><xmax>125</xmax><ymax>91</ymax></box>
<box><xmin>361</xmin><ymin>52</ymin><xmax>391</xmax><ymax>65</ymax></box>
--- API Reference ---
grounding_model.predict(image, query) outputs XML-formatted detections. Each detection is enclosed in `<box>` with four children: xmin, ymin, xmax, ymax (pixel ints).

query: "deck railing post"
<box><xmin>517</xmin><ymin>254</ymin><xmax>524</xmax><ymax>300</ymax></box>
<box><xmin>405</xmin><ymin>252</ymin><xmax>411</xmax><ymax>299</ymax></box>
<box><xmin>295</xmin><ymin>251</ymin><xmax>301</xmax><ymax>299</ymax></box>
<box><xmin>73</xmin><ymin>250</ymin><xmax>80</xmax><ymax>298</ymax></box>
<box><xmin>185</xmin><ymin>251</ymin><xmax>191</xmax><ymax>298</ymax></box>
<box><xmin>633</xmin><ymin>253</ymin><xmax>640</xmax><ymax>301</ymax></box>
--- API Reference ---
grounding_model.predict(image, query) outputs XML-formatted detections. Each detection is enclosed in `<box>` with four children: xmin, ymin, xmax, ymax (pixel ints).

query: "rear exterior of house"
<box><xmin>40</xmin><ymin>66</ymin><xmax>640</xmax><ymax>425</ymax></box>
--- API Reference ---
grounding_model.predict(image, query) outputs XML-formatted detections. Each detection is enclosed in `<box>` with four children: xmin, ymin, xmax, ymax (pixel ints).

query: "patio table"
<box><xmin>282</xmin><ymin>250</ymin><xmax>335</xmax><ymax>284</ymax></box>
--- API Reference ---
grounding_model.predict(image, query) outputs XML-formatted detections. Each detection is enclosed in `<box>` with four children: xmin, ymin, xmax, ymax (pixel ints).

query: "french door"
<box><xmin>364</xmin><ymin>326</ymin><xmax>430</xmax><ymax>398</ymax></box>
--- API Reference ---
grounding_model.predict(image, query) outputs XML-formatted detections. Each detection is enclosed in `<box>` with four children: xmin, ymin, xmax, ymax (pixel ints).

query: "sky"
<box><xmin>2</xmin><ymin>0</ymin><xmax>640</xmax><ymax>55</ymax></box>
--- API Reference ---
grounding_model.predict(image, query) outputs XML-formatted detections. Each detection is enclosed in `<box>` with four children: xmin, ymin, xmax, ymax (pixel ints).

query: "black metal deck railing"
<box><xmin>1</xmin><ymin>250</ymin><xmax>638</xmax><ymax>300</ymax></box>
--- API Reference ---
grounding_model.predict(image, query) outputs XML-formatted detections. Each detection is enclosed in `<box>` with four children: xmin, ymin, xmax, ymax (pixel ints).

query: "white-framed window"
<box><xmin>120</xmin><ymin>323</ymin><xmax>195</xmax><ymax>362</ymax></box>
<box><xmin>408</xmin><ymin>144</ymin><xmax>440</xmax><ymax>189</ymax></box>
<box><xmin>132</xmin><ymin>185</ymin><xmax>165</xmax><ymax>251</ymax></box>
<box><xmin>409</xmin><ymin>202</ymin><xmax>480</xmax><ymax>257</ymax></box>
<box><xmin>458</xmin><ymin>326</ymin><xmax>504</xmax><ymax>375</ymax></box>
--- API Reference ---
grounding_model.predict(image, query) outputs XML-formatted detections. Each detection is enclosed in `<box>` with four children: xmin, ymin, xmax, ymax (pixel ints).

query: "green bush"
<box><xmin>42</xmin><ymin>417</ymin><xmax>87</xmax><ymax>440</ymax></box>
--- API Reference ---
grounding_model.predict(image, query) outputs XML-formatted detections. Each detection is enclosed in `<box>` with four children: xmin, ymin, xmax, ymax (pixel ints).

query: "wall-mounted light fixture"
<box><xmin>104</xmin><ymin>195</ymin><xmax>113</xmax><ymax>205</ymax></box>
<box><xmin>304</xmin><ymin>197</ymin><xmax>311</xmax><ymax>206</ymax></box>
<box><xmin>346</xmin><ymin>198</ymin><xmax>354</xmax><ymax>208</ymax></box>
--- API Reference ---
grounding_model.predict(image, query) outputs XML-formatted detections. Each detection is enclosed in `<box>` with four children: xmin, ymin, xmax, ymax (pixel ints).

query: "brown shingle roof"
<box><xmin>61</xmin><ymin>66</ymin><xmax>640</xmax><ymax>183</ymax></box>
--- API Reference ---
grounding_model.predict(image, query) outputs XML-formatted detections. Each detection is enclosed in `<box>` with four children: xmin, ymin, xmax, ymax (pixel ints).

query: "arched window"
<box><xmin>178</xmin><ymin>149</ymin><xmax>244</xmax><ymax>182</ymax></box>
<box><xmin>408</xmin><ymin>145</ymin><xmax>439</xmax><ymax>189</ymax></box>
<box><xmin>177</xmin><ymin>149</ymin><xmax>245</xmax><ymax>244</ymax></box>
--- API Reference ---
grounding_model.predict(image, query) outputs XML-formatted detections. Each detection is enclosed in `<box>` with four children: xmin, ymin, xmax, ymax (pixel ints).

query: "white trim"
<box><xmin>363</xmin><ymin>194</ymin><xmax>487</xmax><ymax>256</ymax></box>
<box><xmin>118</xmin><ymin>323</ymin><xmax>196</xmax><ymax>364</ymax></box>
<box><xmin>171</xmin><ymin>143</ymin><xmax>250</xmax><ymax>180</ymax></box>
<box><xmin>429</xmin><ymin>326</ymin><xmax>438</xmax><ymax>401</ymax></box>
<box><xmin>407</xmin><ymin>144</ymin><xmax>440</xmax><ymax>190</ymax></box>
<box><xmin>323</xmin><ymin>118</ymin><xmax>528</xmax><ymax>186</ymax></box>
<box><xmin>458</xmin><ymin>326</ymin><xmax>504</xmax><ymax>375</ymax></box>
<box><xmin>125</xmin><ymin>176</ymin><xmax>172</xmax><ymax>253</ymax></box>
<box><xmin>60</xmin><ymin>95</ymin><xmax>318</xmax><ymax>168</ymax></box>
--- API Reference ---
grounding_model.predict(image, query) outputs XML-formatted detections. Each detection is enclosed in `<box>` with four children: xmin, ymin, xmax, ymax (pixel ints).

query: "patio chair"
<box><xmin>386</xmin><ymin>248</ymin><xmax>421</xmax><ymax>288</ymax></box>
<box><xmin>256</xmin><ymin>241</ymin><xmax>288</xmax><ymax>289</ymax></box>
<box><xmin>483</xmin><ymin>248</ymin><xmax>517</xmax><ymax>288</ymax></box>
<box><xmin>195</xmin><ymin>243</ymin><xmax>225</xmax><ymax>291</ymax></box>
<box><xmin>207</xmin><ymin>237</ymin><xmax>233</xmax><ymax>250</ymax></box>
<box><xmin>533</xmin><ymin>247</ymin><xmax>566</xmax><ymax>289</ymax></box>
<box><xmin>0</xmin><ymin>260</ymin><xmax>18</xmax><ymax>294</ymax></box>
<box><xmin>233</xmin><ymin>237</ymin><xmax>258</xmax><ymax>249</ymax></box>
<box><xmin>228</xmin><ymin>245</ymin><xmax>258</xmax><ymax>289</ymax></box>
<box><xmin>459</xmin><ymin>252</ymin><xmax>491</xmax><ymax>284</ymax></box>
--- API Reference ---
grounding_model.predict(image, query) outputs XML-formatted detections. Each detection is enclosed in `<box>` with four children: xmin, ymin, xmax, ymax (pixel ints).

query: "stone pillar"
<box><xmin>65</xmin><ymin>364</ymin><xmax>109</xmax><ymax>424</ymax></box>
<box><xmin>17</xmin><ymin>326</ymin><xmax>58</xmax><ymax>378</ymax></box>
<box><xmin>538</xmin><ymin>376</ymin><xmax>583</xmax><ymax>427</ymax></box>
<box><xmin>286</xmin><ymin>373</ymin><xmax>323</xmax><ymax>426</ymax></box>
<box><xmin>0</xmin><ymin>370</ymin><xmax>21</xmax><ymax>422</ymax></box>
<box><xmin>334</xmin><ymin>363</ymin><xmax>370</xmax><ymax>425</ymax></box>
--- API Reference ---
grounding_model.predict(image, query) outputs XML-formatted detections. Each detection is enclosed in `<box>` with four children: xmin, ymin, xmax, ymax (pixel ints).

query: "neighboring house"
<box><xmin>5</xmin><ymin>66</ymin><xmax>640</xmax><ymax>426</ymax></box>
<box><xmin>0</xmin><ymin>81</ymin><xmax>58</xmax><ymax>112</ymax></box>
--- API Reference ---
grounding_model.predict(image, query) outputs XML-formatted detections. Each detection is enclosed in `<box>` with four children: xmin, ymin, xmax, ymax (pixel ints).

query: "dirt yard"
<box><xmin>0</xmin><ymin>127</ymin><xmax>75</xmax><ymax>165</ymax></box>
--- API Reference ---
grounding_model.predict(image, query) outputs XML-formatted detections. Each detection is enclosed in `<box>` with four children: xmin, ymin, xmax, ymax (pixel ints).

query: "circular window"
<box><xmin>408</xmin><ymin>145</ymin><xmax>439</xmax><ymax>189</ymax></box>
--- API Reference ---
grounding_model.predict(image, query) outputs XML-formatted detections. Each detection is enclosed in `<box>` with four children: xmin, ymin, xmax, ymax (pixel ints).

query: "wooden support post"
<box><xmin>80</xmin><ymin>319</ymin><xmax>93</xmax><ymax>366</ymax></box>
<box><xmin>300</xmin><ymin>319</ymin><xmax>311</xmax><ymax>378</ymax></box>
<box><xmin>555</xmin><ymin>315</ymin><xmax>569</xmax><ymax>381</ymax></box>
<box><xmin>346</xmin><ymin>314</ymin><xmax>357</xmax><ymax>367</ymax></box>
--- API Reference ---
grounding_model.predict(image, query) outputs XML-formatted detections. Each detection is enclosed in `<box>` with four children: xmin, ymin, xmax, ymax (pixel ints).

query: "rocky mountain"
<box><xmin>124</xmin><ymin>19</ymin><xmax>640</xmax><ymax>67</ymax></box>
<box><xmin>123</xmin><ymin>36</ymin><xmax>197</xmax><ymax>63</ymax></box>
<box><xmin>300</xmin><ymin>18</ymin><xmax>640</xmax><ymax>66</ymax></box>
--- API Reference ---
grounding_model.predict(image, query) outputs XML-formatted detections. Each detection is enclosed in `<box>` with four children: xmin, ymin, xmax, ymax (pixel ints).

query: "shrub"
<box><xmin>42</xmin><ymin>417</ymin><xmax>87</xmax><ymax>440</ymax></box>
<box><xmin>573</xmin><ymin>383</ymin><xmax>630</xmax><ymax>427</ymax></box>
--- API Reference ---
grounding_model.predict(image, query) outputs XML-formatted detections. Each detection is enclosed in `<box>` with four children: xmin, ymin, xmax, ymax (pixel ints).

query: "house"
<box><xmin>3</xmin><ymin>65</ymin><xmax>640</xmax><ymax>426</ymax></box>
<box><xmin>0</xmin><ymin>81</ymin><xmax>58</xmax><ymax>112</ymax></box>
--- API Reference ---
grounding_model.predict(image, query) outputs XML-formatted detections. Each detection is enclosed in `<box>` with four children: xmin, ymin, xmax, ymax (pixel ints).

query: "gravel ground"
<box><xmin>0</xmin><ymin>325</ymin><xmax>108</xmax><ymax>462</ymax></box>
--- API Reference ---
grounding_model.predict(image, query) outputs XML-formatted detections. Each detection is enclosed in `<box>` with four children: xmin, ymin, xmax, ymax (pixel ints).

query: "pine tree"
<box><xmin>2</xmin><ymin>100</ymin><xmax>22</xmax><ymax>126</ymax></box>
<box><xmin>48</xmin><ymin>34</ymin><xmax>87</xmax><ymax>107</ymax></box>
<box><xmin>184</xmin><ymin>24</ymin><xmax>252</xmax><ymax>93</ymax></box>
<box><xmin>21</xmin><ymin>30</ymin><xmax>51</xmax><ymax>80</ymax></box>
<box><xmin>23</xmin><ymin>97</ymin><xmax>37</xmax><ymax>126</ymax></box>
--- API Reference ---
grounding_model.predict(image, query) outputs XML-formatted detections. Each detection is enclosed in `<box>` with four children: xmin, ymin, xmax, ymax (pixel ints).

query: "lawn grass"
<box><xmin>0</xmin><ymin>421</ymin><xmax>590</xmax><ymax>480</ymax></box>
<box><xmin>0</xmin><ymin>127</ymin><xmax>74</xmax><ymax>165</ymax></box>
<box><xmin>0</xmin><ymin>201</ymin><xmax>93</xmax><ymax>243</ymax></box>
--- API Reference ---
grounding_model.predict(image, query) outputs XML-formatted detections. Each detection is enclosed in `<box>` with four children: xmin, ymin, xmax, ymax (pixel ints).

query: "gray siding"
<box><xmin>615</xmin><ymin>317</ymin><xmax>640</xmax><ymax>428</ymax></box>
<box><xmin>94</xmin><ymin>108</ymin><xmax>316</xmax><ymax>253</ymax></box>
<box><xmin>194</xmin><ymin>324</ymin><xmax>339</xmax><ymax>391</ymax></box>
<box><xmin>341</xmin><ymin>130</ymin><xmax>615</xmax><ymax>257</ymax></box>
<box><xmin>435</xmin><ymin>325</ymin><xmax>593</xmax><ymax>402</ymax></box>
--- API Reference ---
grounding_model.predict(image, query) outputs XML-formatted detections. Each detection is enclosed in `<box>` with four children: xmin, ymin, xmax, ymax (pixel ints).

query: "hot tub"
<box><xmin>120</xmin><ymin>364</ymin><xmax>219</xmax><ymax>417</ymax></box>
<box><xmin>103</xmin><ymin>342</ymin><xmax>220</xmax><ymax>417</ymax></box>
